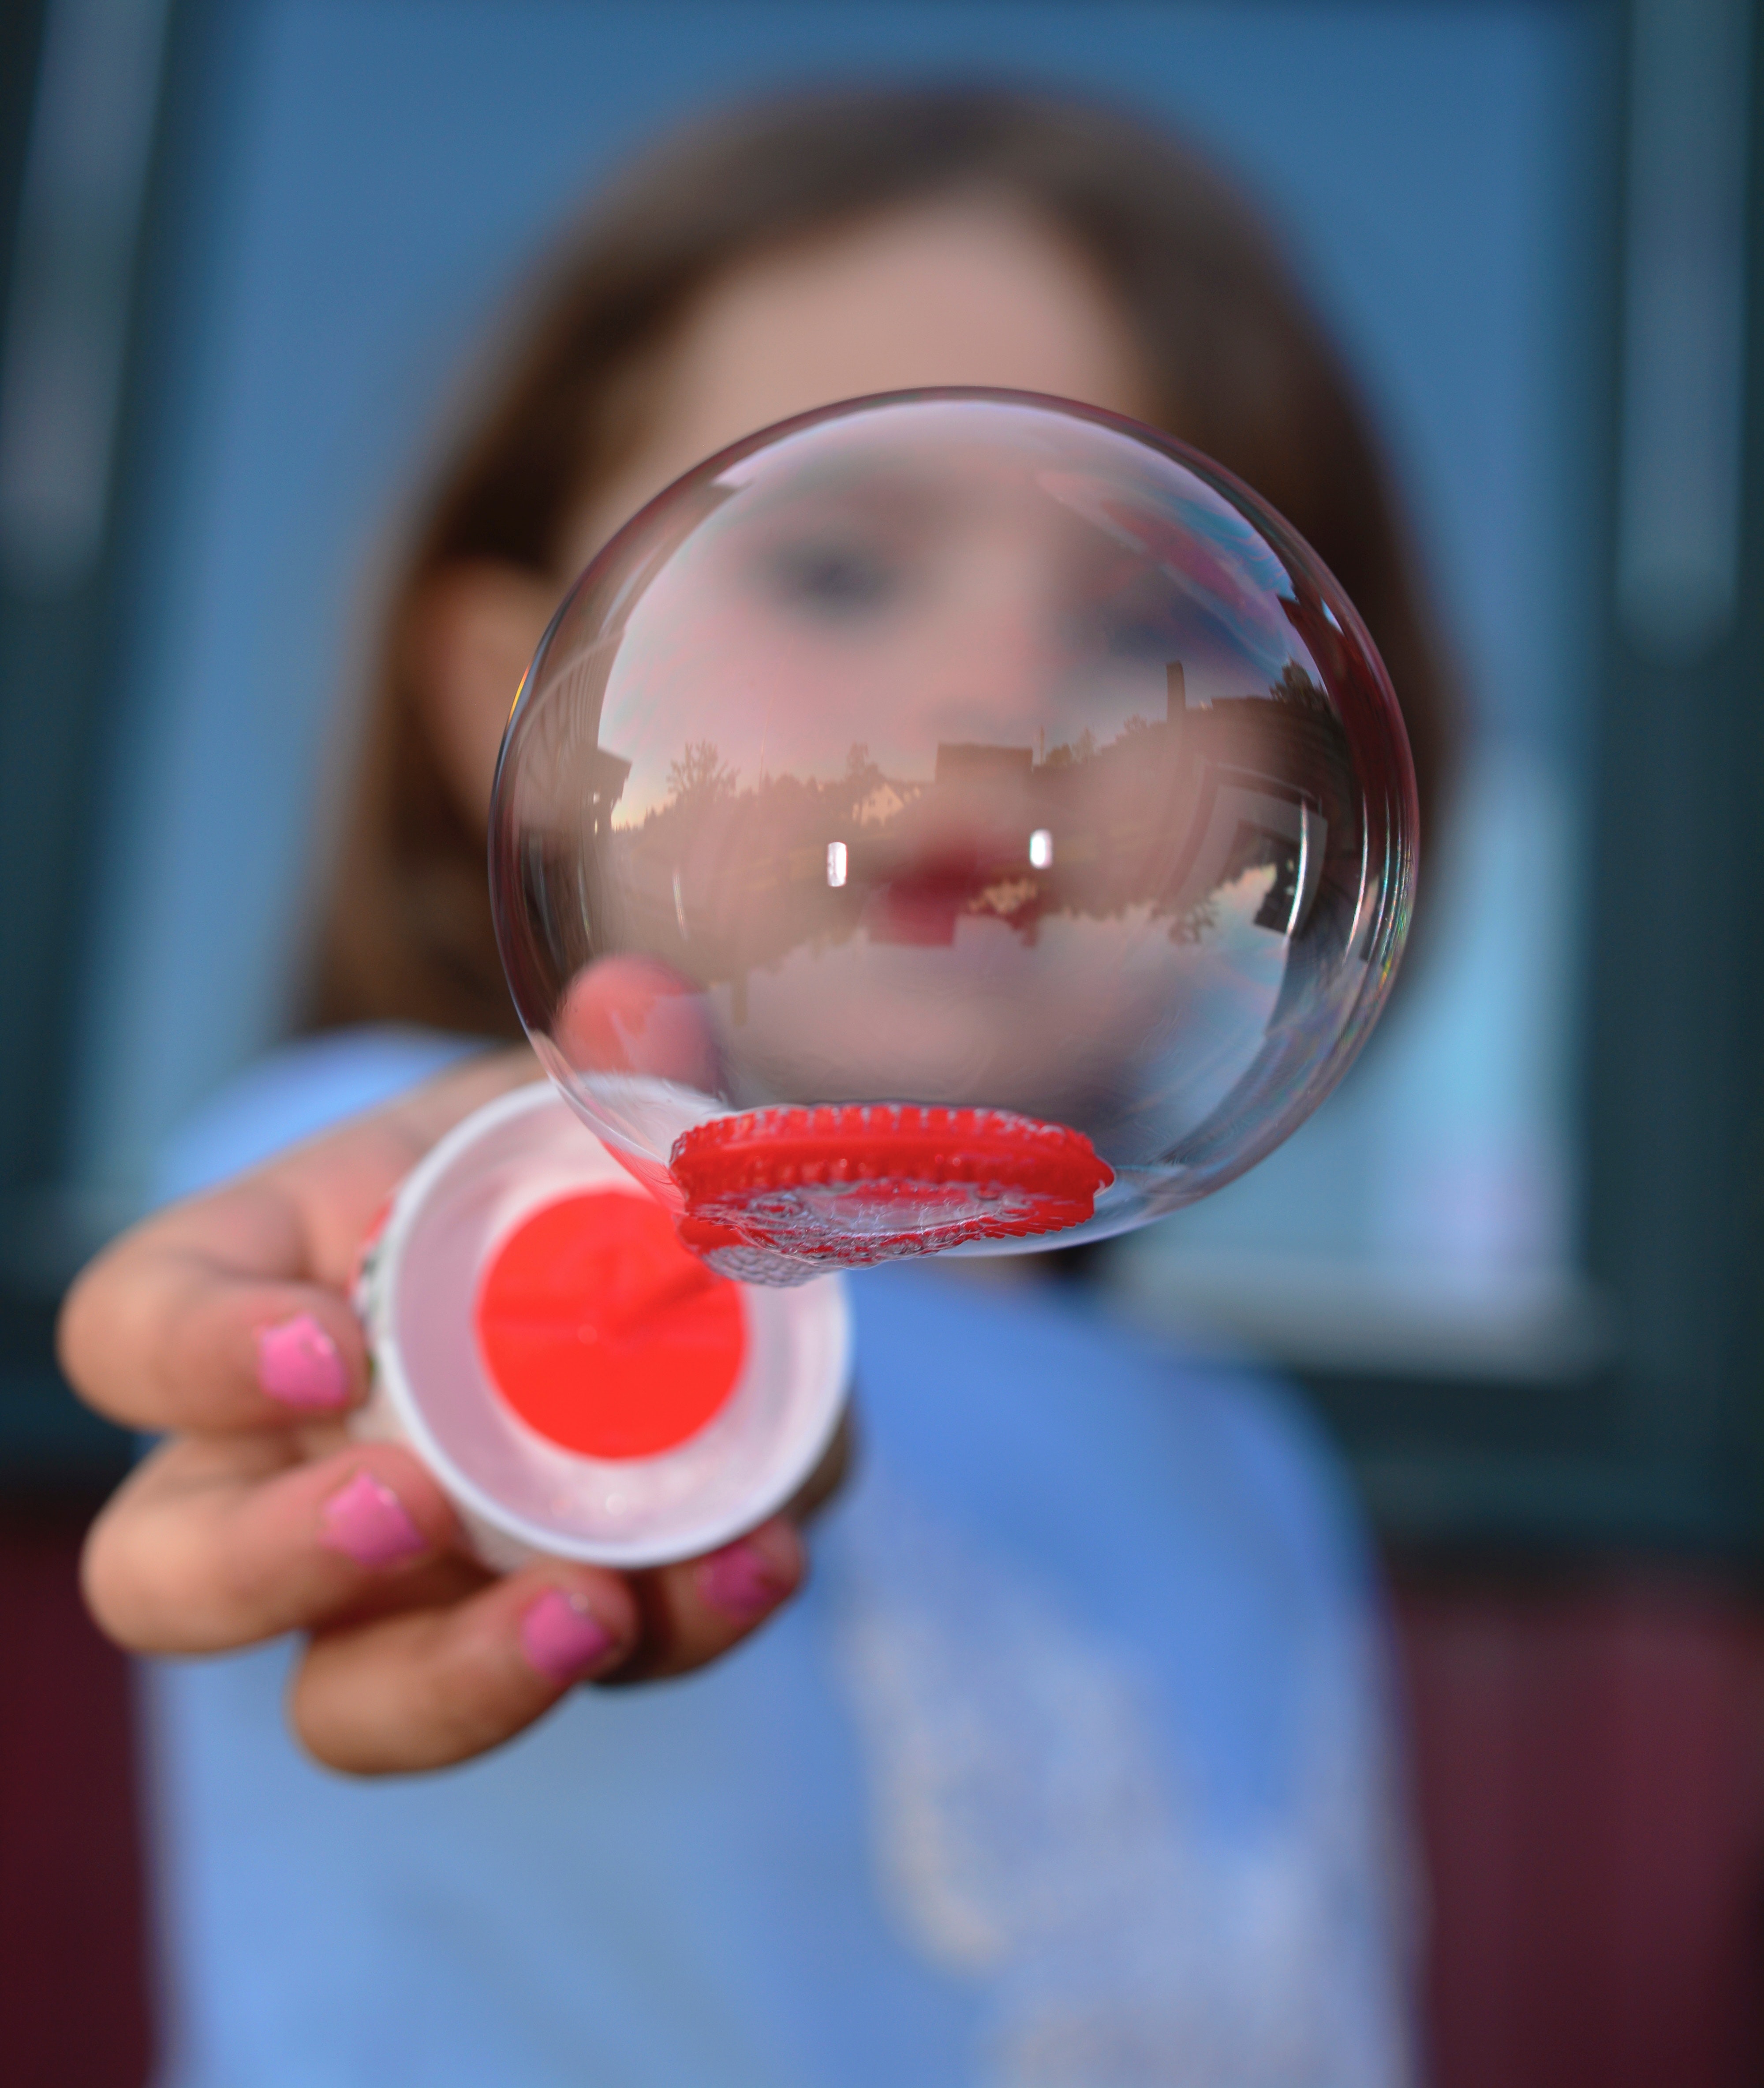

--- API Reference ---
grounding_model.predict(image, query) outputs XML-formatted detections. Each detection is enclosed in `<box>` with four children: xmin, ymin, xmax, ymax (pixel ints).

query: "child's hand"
<box><xmin>58</xmin><ymin>1051</ymin><xmax>814</xmax><ymax>1776</ymax></box>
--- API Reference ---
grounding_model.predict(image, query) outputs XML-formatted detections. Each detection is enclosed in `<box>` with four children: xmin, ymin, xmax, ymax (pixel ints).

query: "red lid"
<box><xmin>475</xmin><ymin>1192</ymin><xmax>746</xmax><ymax>1459</ymax></box>
<box><xmin>670</xmin><ymin>1103</ymin><xmax>1112</xmax><ymax>1265</ymax></box>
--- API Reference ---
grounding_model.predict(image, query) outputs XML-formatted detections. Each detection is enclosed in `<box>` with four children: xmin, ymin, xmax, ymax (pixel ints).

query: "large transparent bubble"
<box><xmin>490</xmin><ymin>390</ymin><xmax>1417</xmax><ymax>1284</ymax></box>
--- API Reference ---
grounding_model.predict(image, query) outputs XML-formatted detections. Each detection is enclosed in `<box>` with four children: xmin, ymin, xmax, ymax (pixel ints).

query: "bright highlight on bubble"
<box><xmin>490</xmin><ymin>389</ymin><xmax>1418</xmax><ymax>1284</ymax></box>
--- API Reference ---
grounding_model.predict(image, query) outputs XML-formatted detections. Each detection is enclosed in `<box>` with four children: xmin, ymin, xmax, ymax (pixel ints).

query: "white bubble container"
<box><xmin>352</xmin><ymin>1082</ymin><xmax>851</xmax><ymax>1572</ymax></box>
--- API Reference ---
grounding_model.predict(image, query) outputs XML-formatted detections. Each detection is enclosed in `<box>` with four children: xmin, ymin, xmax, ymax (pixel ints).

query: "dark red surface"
<box><xmin>1394</xmin><ymin>1571</ymin><xmax>1764</xmax><ymax>2088</ymax></box>
<box><xmin>5</xmin><ymin>1502</ymin><xmax>1764</xmax><ymax>2088</ymax></box>
<box><xmin>0</xmin><ymin>1498</ymin><xmax>151</xmax><ymax>2088</ymax></box>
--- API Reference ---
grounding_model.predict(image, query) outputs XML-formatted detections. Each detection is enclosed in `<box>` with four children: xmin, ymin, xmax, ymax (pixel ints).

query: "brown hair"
<box><xmin>310</xmin><ymin>85</ymin><xmax>1457</xmax><ymax>1037</ymax></box>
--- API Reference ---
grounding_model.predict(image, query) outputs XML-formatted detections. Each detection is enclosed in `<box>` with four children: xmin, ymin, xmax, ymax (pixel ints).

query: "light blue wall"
<box><xmin>69</xmin><ymin>0</ymin><xmax>1607</xmax><ymax>1307</ymax></box>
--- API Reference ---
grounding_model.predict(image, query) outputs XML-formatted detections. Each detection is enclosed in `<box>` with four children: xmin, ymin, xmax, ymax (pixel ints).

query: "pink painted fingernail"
<box><xmin>317</xmin><ymin>1470</ymin><xmax>427</xmax><ymax>1568</ymax></box>
<box><xmin>696</xmin><ymin>1528</ymin><xmax>800</xmax><ymax>1624</ymax></box>
<box><xmin>257</xmin><ymin>1313</ymin><xmax>350</xmax><ymax>1410</ymax></box>
<box><xmin>519</xmin><ymin>1588</ymin><xmax>618</xmax><ymax>1684</ymax></box>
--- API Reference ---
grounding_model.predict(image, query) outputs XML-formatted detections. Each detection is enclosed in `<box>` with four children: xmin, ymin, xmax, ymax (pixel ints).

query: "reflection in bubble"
<box><xmin>492</xmin><ymin>391</ymin><xmax>1416</xmax><ymax>1280</ymax></box>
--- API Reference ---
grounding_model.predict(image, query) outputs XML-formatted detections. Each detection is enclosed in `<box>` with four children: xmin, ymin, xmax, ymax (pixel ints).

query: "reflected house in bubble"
<box><xmin>585</xmin><ymin>746</ymin><xmax>633</xmax><ymax>834</ymax></box>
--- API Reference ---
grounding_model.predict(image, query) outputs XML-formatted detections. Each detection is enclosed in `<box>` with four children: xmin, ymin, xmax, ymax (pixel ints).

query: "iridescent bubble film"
<box><xmin>490</xmin><ymin>390</ymin><xmax>1417</xmax><ymax>1283</ymax></box>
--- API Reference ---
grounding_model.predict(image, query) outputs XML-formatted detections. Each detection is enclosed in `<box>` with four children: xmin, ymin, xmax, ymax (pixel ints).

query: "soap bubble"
<box><xmin>490</xmin><ymin>390</ymin><xmax>1417</xmax><ymax>1283</ymax></box>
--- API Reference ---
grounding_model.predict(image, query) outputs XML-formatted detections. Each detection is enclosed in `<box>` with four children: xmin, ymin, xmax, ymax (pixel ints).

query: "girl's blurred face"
<box><xmin>561</xmin><ymin>195</ymin><xmax>1154</xmax><ymax>574</ymax></box>
<box><xmin>422</xmin><ymin>197</ymin><xmax>1155</xmax><ymax>825</ymax></box>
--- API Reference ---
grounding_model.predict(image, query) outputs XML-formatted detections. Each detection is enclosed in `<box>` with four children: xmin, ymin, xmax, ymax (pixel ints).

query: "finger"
<box><xmin>67</xmin><ymin>1240</ymin><xmax>373</xmax><ymax>1434</ymax></box>
<box><xmin>555</xmin><ymin>957</ymin><xmax>718</xmax><ymax>1089</ymax></box>
<box><xmin>58</xmin><ymin>1048</ymin><xmax>534</xmax><ymax>1434</ymax></box>
<box><xmin>81</xmin><ymin>1437</ymin><xmax>461</xmax><ymax>1655</ymax></box>
<box><xmin>612</xmin><ymin>1517</ymin><xmax>806</xmax><ymax>1684</ymax></box>
<box><xmin>290</xmin><ymin>1563</ymin><xmax>639</xmax><ymax>1776</ymax></box>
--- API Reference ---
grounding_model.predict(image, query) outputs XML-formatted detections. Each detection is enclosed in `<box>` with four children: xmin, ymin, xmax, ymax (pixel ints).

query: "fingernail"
<box><xmin>519</xmin><ymin>1588</ymin><xmax>618</xmax><ymax>1685</ymax></box>
<box><xmin>696</xmin><ymin>1528</ymin><xmax>800</xmax><ymax>1624</ymax></box>
<box><xmin>318</xmin><ymin>1470</ymin><xmax>427</xmax><ymax>1568</ymax></box>
<box><xmin>257</xmin><ymin>1313</ymin><xmax>350</xmax><ymax>1410</ymax></box>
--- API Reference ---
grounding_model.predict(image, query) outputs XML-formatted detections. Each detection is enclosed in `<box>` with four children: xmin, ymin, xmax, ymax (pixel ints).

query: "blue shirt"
<box><xmin>144</xmin><ymin>1029</ymin><xmax>1416</xmax><ymax>2088</ymax></box>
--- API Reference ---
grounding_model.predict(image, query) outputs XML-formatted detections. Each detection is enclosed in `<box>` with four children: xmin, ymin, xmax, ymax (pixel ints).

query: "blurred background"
<box><xmin>0</xmin><ymin>0</ymin><xmax>1760</xmax><ymax>2081</ymax></box>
